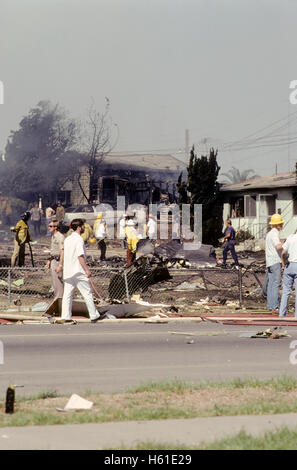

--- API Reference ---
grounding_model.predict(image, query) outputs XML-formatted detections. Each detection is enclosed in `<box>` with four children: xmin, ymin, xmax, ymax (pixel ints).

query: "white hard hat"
<box><xmin>126</xmin><ymin>220</ymin><xmax>135</xmax><ymax>226</ymax></box>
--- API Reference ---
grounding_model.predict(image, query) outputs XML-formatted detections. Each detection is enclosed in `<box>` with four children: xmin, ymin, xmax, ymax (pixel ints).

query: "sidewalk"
<box><xmin>1</xmin><ymin>413</ymin><xmax>297</xmax><ymax>449</ymax></box>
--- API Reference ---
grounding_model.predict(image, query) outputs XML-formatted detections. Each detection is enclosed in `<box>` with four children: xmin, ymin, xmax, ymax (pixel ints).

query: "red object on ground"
<box><xmin>222</xmin><ymin>320</ymin><xmax>297</xmax><ymax>326</ymax></box>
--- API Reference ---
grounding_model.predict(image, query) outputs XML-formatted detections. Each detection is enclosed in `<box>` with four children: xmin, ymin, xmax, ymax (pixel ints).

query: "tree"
<box><xmin>221</xmin><ymin>167</ymin><xmax>260</xmax><ymax>183</ymax></box>
<box><xmin>77</xmin><ymin>97</ymin><xmax>119</xmax><ymax>203</ymax></box>
<box><xmin>177</xmin><ymin>146</ymin><xmax>223</xmax><ymax>245</ymax></box>
<box><xmin>0</xmin><ymin>101</ymin><xmax>79</xmax><ymax>198</ymax></box>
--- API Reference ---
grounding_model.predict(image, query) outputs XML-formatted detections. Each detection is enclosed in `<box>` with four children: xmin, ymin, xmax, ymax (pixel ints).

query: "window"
<box><xmin>244</xmin><ymin>195</ymin><xmax>256</xmax><ymax>217</ymax></box>
<box><xmin>230</xmin><ymin>196</ymin><xmax>244</xmax><ymax>218</ymax></box>
<box><xmin>80</xmin><ymin>205</ymin><xmax>94</xmax><ymax>213</ymax></box>
<box><xmin>102</xmin><ymin>178</ymin><xmax>116</xmax><ymax>201</ymax></box>
<box><xmin>259</xmin><ymin>195</ymin><xmax>276</xmax><ymax>217</ymax></box>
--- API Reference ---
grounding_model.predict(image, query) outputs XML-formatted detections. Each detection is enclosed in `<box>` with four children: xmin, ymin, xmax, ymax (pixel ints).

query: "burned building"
<box><xmin>62</xmin><ymin>153</ymin><xmax>186</xmax><ymax>207</ymax></box>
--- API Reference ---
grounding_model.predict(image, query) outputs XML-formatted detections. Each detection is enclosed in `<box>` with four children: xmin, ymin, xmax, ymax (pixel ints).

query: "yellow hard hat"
<box><xmin>89</xmin><ymin>237</ymin><xmax>97</xmax><ymax>244</ymax></box>
<box><xmin>269</xmin><ymin>213</ymin><xmax>284</xmax><ymax>225</ymax></box>
<box><xmin>96</xmin><ymin>213</ymin><xmax>103</xmax><ymax>219</ymax></box>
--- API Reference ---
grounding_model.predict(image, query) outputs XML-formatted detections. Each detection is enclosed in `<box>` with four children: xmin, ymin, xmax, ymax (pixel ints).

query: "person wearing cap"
<box><xmin>81</xmin><ymin>221</ymin><xmax>95</xmax><ymax>246</ymax></box>
<box><xmin>279</xmin><ymin>231</ymin><xmax>297</xmax><ymax>317</ymax></box>
<box><xmin>146</xmin><ymin>213</ymin><xmax>157</xmax><ymax>240</ymax></box>
<box><xmin>262</xmin><ymin>213</ymin><xmax>284</xmax><ymax>312</ymax></box>
<box><xmin>125</xmin><ymin>219</ymin><xmax>139</xmax><ymax>266</ymax></box>
<box><xmin>93</xmin><ymin>213</ymin><xmax>107</xmax><ymax>261</ymax></box>
<box><xmin>11</xmin><ymin>211</ymin><xmax>32</xmax><ymax>267</ymax></box>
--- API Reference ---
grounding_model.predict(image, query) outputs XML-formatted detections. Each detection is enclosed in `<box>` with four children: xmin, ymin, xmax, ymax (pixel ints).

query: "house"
<box><xmin>221</xmin><ymin>172</ymin><xmax>297</xmax><ymax>239</ymax></box>
<box><xmin>61</xmin><ymin>152</ymin><xmax>186</xmax><ymax>207</ymax></box>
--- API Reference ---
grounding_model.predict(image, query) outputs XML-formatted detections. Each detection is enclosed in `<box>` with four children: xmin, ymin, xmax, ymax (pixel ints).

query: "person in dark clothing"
<box><xmin>222</xmin><ymin>219</ymin><xmax>239</xmax><ymax>269</ymax></box>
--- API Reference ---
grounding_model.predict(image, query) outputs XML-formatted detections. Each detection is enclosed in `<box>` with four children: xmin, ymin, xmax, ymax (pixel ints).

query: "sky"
<box><xmin>1</xmin><ymin>0</ymin><xmax>297</xmax><ymax>180</ymax></box>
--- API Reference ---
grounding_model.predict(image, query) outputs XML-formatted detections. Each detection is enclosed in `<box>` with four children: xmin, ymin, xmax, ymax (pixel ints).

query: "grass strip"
<box><xmin>1</xmin><ymin>376</ymin><xmax>297</xmax><ymax>427</ymax></box>
<box><xmin>108</xmin><ymin>426</ymin><xmax>297</xmax><ymax>450</ymax></box>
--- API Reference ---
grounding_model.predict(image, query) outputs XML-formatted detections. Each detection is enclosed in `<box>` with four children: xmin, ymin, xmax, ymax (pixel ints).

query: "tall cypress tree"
<box><xmin>177</xmin><ymin>146</ymin><xmax>223</xmax><ymax>246</ymax></box>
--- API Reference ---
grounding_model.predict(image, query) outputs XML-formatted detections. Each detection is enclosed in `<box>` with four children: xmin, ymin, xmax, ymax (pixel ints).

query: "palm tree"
<box><xmin>221</xmin><ymin>167</ymin><xmax>260</xmax><ymax>183</ymax></box>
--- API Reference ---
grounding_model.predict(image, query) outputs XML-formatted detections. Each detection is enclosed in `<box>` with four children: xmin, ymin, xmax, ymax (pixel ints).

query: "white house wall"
<box><xmin>223</xmin><ymin>188</ymin><xmax>297</xmax><ymax>240</ymax></box>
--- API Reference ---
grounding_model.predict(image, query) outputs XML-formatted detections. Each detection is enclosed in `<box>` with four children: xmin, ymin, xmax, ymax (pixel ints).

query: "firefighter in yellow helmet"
<box><xmin>124</xmin><ymin>219</ymin><xmax>139</xmax><ymax>266</ymax></box>
<box><xmin>262</xmin><ymin>213</ymin><xmax>284</xmax><ymax>312</ymax></box>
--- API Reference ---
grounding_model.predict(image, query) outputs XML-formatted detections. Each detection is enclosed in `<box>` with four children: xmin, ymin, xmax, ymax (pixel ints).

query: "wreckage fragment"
<box><xmin>108</xmin><ymin>256</ymin><xmax>171</xmax><ymax>300</ymax></box>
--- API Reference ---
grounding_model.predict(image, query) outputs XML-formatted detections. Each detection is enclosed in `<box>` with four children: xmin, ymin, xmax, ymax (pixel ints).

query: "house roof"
<box><xmin>221</xmin><ymin>172</ymin><xmax>297</xmax><ymax>192</ymax></box>
<box><xmin>100</xmin><ymin>153</ymin><xmax>186</xmax><ymax>173</ymax></box>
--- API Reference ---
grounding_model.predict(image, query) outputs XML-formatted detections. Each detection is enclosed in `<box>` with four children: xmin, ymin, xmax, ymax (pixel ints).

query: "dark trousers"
<box><xmin>98</xmin><ymin>239</ymin><xmax>106</xmax><ymax>260</ymax></box>
<box><xmin>223</xmin><ymin>241</ymin><xmax>238</xmax><ymax>266</ymax></box>
<box><xmin>33</xmin><ymin>220</ymin><xmax>41</xmax><ymax>237</ymax></box>
<box><xmin>127</xmin><ymin>248</ymin><xmax>136</xmax><ymax>266</ymax></box>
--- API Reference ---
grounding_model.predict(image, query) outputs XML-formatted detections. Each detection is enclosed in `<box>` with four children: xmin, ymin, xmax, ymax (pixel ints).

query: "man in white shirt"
<box><xmin>61</xmin><ymin>218</ymin><xmax>100</xmax><ymax>322</ymax></box>
<box><xmin>279</xmin><ymin>233</ymin><xmax>297</xmax><ymax>317</ymax></box>
<box><xmin>146</xmin><ymin>213</ymin><xmax>157</xmax><ymax>240</ymax></box>
<box><xmin>93</xmin><ymin>213</ymin><xmax>107</xmax><ymax>261</ymax></box>
<box><xmin>118</xmin><ymin>214</ymin><xmax>127</xmax><ymax>249</ymax></box>
<box><xmin>262</xmin><ymin>213</ymin><xmax>284</xmax><ymax>312</ymax></box>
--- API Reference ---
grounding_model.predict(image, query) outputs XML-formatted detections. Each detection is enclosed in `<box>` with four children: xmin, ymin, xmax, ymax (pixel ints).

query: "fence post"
<box><xmin>200</xmin><ymin>270</ymin><xmax>209</xmax><ymax>294</ymax></box>
<box><xmin>7</xmin><ymin>268</ymin><xmax>11</xmax><ymax>305</ymax></box>
<box><xmin>238</xmin><ymin>268</ymin><xmax>243</xmax><ymax>308</ymax></box>
<box><xmin>124</xmin><ymin>271</ymin><xmax>130</xmax><ymax>302</ymax></box>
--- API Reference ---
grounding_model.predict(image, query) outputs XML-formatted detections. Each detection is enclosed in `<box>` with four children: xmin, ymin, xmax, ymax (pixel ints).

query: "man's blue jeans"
<box><xmin>263</xmin><ymin>263</ymin><xmax>281</xmax><ymax>310</ymax></box>
<box><xmin>279</xmin><ymin>262</ymin><xmax>297</xmax><ymax>317</ymax></box>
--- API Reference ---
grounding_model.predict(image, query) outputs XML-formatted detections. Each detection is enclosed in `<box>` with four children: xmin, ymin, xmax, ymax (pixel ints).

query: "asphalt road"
<box><xmin>1</xmin><ymin>321</ymin><xmax>297</xmax><ymax>397</ymax></box>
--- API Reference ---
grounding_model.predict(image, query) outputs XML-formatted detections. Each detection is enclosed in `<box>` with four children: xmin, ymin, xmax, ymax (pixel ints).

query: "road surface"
<box><xmin>0</xmin><ymin>321</ymin><xmax>297</xmax><ymax>397</ymax></box>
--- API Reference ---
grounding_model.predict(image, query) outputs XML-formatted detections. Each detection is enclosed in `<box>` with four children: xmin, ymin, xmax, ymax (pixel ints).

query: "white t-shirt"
<box><xmin>147</xmin><ymin>218</ymin><xmax>157</xmax><ymax>238</ymax></box>
<box><xmin>282</xmin><ymin>234</ymin><xmax>297</xmax><ymax>262</ymax></box>
<box><xmin>265</xmin><ymin>227</ymin><xmax>281</xmax><ymax>267</ymax></box>
<box><xmin>63</xmin><ymin>232</ymin><xmax>86</xmax><ymax>280</ymax></box>
<box><xmin>94</xmin><ymin>220</ymin><xmax>106</xmax><ymax>239</ymax></box>
<box><xmin>119</xmin><ymin>218</ymin><xmax>126</xmax><ymax>238</ymax></box>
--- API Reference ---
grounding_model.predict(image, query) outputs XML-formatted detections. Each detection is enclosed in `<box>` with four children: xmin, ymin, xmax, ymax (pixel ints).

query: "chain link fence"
<box><xmin>0</xmin><ymin>264</ymin><xmax>266</xmax><ymax>311</ymax></box>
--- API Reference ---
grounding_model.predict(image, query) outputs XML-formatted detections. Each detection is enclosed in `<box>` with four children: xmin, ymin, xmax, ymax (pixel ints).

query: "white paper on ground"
<box><xmin>64</xmin><ymin>394</ymin><xmax>93</xmax><ymax>411</ymax></box>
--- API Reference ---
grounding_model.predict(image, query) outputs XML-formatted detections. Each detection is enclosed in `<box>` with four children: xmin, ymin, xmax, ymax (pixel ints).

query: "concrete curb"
<box><xmin>1</xmin><ymin>413</ymin><xmax>297</xmax><ymax>449</ymax></box>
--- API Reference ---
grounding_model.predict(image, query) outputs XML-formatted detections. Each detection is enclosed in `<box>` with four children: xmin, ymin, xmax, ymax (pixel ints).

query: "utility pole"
<box><xmin>288</xmin><ymin>100</ymin><xmax>291</xmax><ymax>172</ymax></box>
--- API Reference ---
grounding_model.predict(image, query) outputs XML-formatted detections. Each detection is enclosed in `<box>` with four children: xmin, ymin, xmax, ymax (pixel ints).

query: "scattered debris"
<box><xmin>144</xmin><ymin>315</ymin><xmax>169</xmax><ymax>323</ymax></box>
<box><xmin>108</xmin><ymin>256</ymin><xmax>171</xmax><ymax>300</ymax></box>
<box><xmin>244</xmin><ymin>326</ymin><xmax>290</xmax><ymax>339</ymax></box>
<box><xmin>31</xmin><ymin>301</ymin><xmax>49</xmax><ymax>312</ymax></box>
<box><xmin>175</xmin><ymin>281</ymin><xmax>205</xmax><ymax>291</ymax></box>
<box><xmin>169</xmin><ymin>330</ymin><xmax>228</xmax><ymax>337</ymax></box>
<box><xmin>64</xmin><ymin>394</ymin><xmax>93</xmax><ymax>411</ymax></box>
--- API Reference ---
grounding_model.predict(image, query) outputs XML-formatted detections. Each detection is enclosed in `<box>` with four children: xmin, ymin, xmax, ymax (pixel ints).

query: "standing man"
<box><xmin>262</xmin><ymin>213</ymin><xmax>284</xmax><ymax>312</ymax></box>
<box><xmin>46</xmin><ymin>206</ymin><xmax>55</xmax><ymax>236</ymax></box>
<box><xmin>55</xmin><ymin>202</ymin><xmax>65</xmax><ymax>224</ymax></box>
<box><xmin>125</xmin><ymin>219</ymin><xmax>139</xmax><ymax>266</ymax></box>
<box><xmin>46</xmin><ymin>219</ymin><xmax>64</xmax><ymax>299</ymax></box>
<box><xmin>93</xmin><ymin>213</ymin><xmax>107</xmax><ymax>261</ymax></box>
<box><xmin>221</xmin><ymin>219</ymin><xmax>239</xmax><ymax>269</ymax></box>
<box><xmin>11</xmin><ymin>211</ymin><xmax>32</xmax><ymax>267</ymax></box>
<box><xmin>30</xmin><ymin>202</ymin><xmax>43</xmax><ymax>237</ymax></box>
<box><xmin>61</xmin><ymin>218</ymin><xmax>100</xmax><ymax>322</ymax></box>
<box><xmin>278</xmin><ymin>233</ymin><xmax>297</xmax><ymax>317</ymax></box>
<box><xmin>118</xmin><ymin>213</ymin><xmax>127</xmax><ymax>249</ymax></box>
<box><xmin>146</xmin><ymin>213</ymin><xmax>157</xmax><ymax>240</ymax></box>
